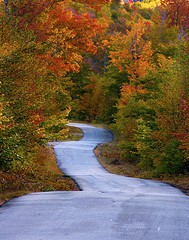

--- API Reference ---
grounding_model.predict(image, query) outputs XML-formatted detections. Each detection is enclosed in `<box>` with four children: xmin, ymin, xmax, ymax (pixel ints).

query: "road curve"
<box><xmin>0</xmin><ymin>123</ymin><xmax>189</xmax><ymax>240</ymax></box>
<box><xmin>55</xmin><ymin>123</ymin><xmax>185</xmax><ymax>195</ymax></box>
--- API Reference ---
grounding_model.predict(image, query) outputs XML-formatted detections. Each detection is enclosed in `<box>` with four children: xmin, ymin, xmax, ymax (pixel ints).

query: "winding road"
<box><xmin>0</xmin><ymin>123</ymin><xmax>189</xmax><ymax>240</ymax></box>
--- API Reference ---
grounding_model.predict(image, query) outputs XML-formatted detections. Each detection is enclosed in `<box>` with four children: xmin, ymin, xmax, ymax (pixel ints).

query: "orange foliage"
<box><xmin>6</xmin><ymin>0</ymin><xmax>106</xmax><ymax>76</ymax></box>
<box><xmin>43</xmin><ymin>4</ymin><xmax>105</xmax><ymax>75</ymax></box>
<box><xmin>120</xmin><ymin>84</ymin><xmax>136</xmax><ymax>105</ymax></box>
<box><xmin>120</xmin><ymin>83</ymin><xmax>147</xmax><ymax>105</ymax></box>
<box><xmin>109</xmin><ymin>20</ymin><xmax>153</xmax><ymax>82</ymax></box>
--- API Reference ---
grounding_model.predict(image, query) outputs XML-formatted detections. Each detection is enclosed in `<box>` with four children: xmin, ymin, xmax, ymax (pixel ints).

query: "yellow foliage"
<box><xmin>109</xmin><ymin>20</ymin><xmax>153</xmax><ymax>82</ymax></box>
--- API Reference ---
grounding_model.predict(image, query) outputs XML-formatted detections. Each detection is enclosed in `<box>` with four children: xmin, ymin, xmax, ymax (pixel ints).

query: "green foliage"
<box><xmin>119</xmin><ymin>140</ymin><xmax>139</xmax><ymax>164</ymax></box>
<box><xmin>134</xmin><ymin>118</ymin><xmax>154</xmax><ymax>170</ymax></box>
<box><xmin>0</xmin><ymin>1</ymin><xmax>71</xmax><ymax>169</ymax></box>
<box><xmin>0</xmin><ymin>131</ymin><xmax>25</xmax><ymax>169</ymax></box>
<box><xmin>154</xmin><ymin>139</ymin><xmax>185</xmax><ymax>175</ymax></box>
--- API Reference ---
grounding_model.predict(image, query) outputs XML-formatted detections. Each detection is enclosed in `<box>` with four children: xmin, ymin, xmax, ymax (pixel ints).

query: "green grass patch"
<box><xmin>67</xmin><ymin>125</ymin><xmax>83</xmax><ymax>141</ymax></box>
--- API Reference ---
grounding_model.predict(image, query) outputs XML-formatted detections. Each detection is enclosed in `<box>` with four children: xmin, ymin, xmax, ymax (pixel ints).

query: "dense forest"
<box><xmin>0</xmin><ymin>0</ymin><xmax>189</xmax><ymax>186</ymax></box>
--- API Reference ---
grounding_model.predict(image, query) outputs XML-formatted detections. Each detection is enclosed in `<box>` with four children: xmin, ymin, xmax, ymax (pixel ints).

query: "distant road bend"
<box><xmin>0</xmin><ymin>123</ymin><xmax>189</xmax><ymax>240</ymax></box>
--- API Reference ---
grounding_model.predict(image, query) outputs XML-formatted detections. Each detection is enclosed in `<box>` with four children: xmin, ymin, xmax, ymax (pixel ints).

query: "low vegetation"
<box><xmin>95</xmin><ymin>141</ymin><xmax>189</xmax><ymax>196</ymax></box>
<box><xmin>0</xmin><ymin>126</ymin><xmax>82</xmax><ymax>207</ymax></box>
<box><xmin>0</xmin><ymin>147</ymin><xmax>78</xmax><ymax>206</ymax></box>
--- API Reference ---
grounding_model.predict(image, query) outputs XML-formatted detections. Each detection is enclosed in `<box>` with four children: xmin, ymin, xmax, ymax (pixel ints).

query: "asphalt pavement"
<box><xmin>0</xmin><ymin>123</ymin><xmax>189</xmax><ymax>240</ymax></box>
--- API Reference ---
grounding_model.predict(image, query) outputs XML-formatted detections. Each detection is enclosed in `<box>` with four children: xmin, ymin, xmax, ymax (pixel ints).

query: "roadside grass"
<box><xmin>95</xmin><ymin>141</ymin><xmax>189</xmax><ymax>196</ymax></box>
<box><xmin>67</xmin><ymin>125</ymin><xmax>83</xmax><ymax>140</ymax></box>
<box><xmin>0</xmin><ymin>125</ymin><xmax>82</xmax><ymax>207</ymax></box>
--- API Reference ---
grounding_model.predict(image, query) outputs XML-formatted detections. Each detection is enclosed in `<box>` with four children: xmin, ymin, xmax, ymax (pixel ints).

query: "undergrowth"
<box><xmin>95</xmin><ymin>142</ymin><xmax>189</xmax><ymax>196</ymax></box>
<box><xmin>0</xmin><ymin>125</ymin><xmax>82</xmax><ymax>206</ymax></box>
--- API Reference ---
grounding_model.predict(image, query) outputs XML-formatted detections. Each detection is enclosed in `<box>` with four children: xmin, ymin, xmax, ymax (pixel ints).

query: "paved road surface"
<box><xmin>0</xmin><ymin>123</ymin><xmax>189</xmax><ymax>240</ymax></box>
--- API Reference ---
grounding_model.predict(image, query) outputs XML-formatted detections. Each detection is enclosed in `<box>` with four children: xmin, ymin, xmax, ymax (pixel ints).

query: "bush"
<box><xmin>154</xmin><ymin>139</ymin><xmax>185</xmax><ymax>175</ymax></box>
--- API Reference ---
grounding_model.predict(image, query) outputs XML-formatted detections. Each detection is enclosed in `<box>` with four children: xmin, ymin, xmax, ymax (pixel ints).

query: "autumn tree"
<box><xmin>0</xmin><ymin>0</ymin><xmax>109</xmax><ymax>169</ymax></box>
<box><xmin>161</xmin><ymin>0</ymin><xmax>189</xmax><ymax>34</ymax></box>
<box><xmin>109</xmin><ymin>16</ymin><xmax>153</xmax><ymax>83</ymax></box>
<box><xmin>106</xmin><ymin>3</ymin><xmax>189</xmax><ymax>175</ymax></box>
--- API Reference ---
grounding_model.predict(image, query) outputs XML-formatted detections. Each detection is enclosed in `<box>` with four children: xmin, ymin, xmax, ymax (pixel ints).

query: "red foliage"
<box><xmin>161</xmin><ymin>0</ymin><xmax>189</xmax><ymax>31</ymax></box>
<box><xmin>9</xmin><ymin>0</ymin><xmax>105</xmax><ymax>76</ymax></box>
